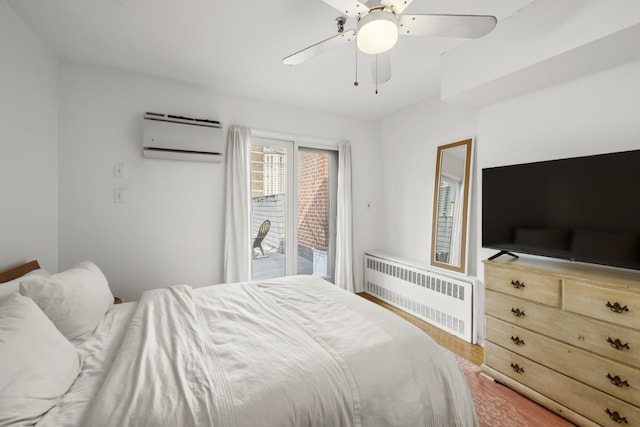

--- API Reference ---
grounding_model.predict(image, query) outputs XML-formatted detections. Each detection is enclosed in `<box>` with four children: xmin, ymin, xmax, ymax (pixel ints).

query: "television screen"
<box><xmin>482</xmin><ymin>149</ymin><xmax>640</xmax><ymax>270</ymax></box>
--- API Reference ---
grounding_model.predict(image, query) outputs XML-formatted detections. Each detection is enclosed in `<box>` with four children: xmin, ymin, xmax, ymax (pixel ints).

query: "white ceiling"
<box><xmin>8</xmin><ymin>0</ymin><xmax>534</xmax><ymax>119</ymax></box>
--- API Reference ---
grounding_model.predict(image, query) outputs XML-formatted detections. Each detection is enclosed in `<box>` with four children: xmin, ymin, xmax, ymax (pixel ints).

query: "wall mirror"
<box><xmin>430</xmin><ymin>138</ymin><xmax>473</xmax><ymax>274</ymax></box>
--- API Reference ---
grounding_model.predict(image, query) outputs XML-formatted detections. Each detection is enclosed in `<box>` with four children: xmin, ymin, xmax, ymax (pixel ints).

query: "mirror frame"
<box><xmin>430</xmin><ymin>138</ymin><xmax>473</xmax><ymax>274</ymax></box>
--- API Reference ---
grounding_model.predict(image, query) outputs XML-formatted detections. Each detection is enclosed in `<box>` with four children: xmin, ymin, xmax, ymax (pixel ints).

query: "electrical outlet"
<box><xmin>113</xmin><ymin>189</ymin><xmax>125</xmax><ymax>203</ymax></box>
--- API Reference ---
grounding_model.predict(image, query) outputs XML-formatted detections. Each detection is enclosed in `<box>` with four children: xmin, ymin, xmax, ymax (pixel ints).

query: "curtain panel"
<box><xmin>335</xmin><ymin>140</ymin><xmax>354</xmax><ymax>292</ymax></box>
<box><xmin>223</xmin><ymin>125</ymin><xmax>252</xmax><ymax>283</ymax></box>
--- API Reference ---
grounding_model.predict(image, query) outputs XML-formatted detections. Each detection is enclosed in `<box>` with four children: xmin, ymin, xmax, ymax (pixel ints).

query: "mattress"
<box><xmin>37</xmin><ymin>275</ymin><xmax>477</xmax><ymax>426</ymax></box>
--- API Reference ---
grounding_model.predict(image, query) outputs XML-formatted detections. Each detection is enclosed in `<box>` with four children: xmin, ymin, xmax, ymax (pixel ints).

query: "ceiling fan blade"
<box><xmin>283</xmin><ymin>30</ymin><xmax>356</xmax><ymax>66</ymax></box>
<box><xmin>322</xmin><ymin>0</ymin><xmax>368</xmax><ymax>18</ymax></box>
<box><xmin>380</xmin><ymin>0</ymin><xmax>414</xmax><ymax>15</ymax></box>
<box><xmin>370</xmin><ymin>52</ymin><xmax>391</xmax><ymax>85</ymax></box>
<box><xmin>398</xmin><ymin>14</ymin><xmax>497</xmax><ymax>38</ymax></box>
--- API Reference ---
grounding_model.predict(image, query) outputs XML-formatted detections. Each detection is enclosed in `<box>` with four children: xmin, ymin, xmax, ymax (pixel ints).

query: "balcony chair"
<box><xmin>252</xmin><ymin>219</ymin><xmax>271</xmax><ymax>259</ymax></box>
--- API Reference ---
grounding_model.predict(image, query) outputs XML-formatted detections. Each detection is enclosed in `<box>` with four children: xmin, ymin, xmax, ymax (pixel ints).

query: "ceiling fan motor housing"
<box><xmin>356</xmin><ymin>6</ymin><xmax>399</xmax><ymax>55</ymax></box>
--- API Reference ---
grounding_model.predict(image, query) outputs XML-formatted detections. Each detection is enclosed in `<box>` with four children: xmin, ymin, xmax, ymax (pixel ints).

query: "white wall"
<box><xmin>0</xmin><ymin>1</ymin><xmax>58</xmax><ymax>272</ymax></box>
<box><xmin>475</xmin><ymin>59</ymin><xmax>640</xmax><ymax>275</ymax></box>
<box><xmin>379</xmin><ymin>59</ymin><xmax>640</xmax><ymax>342</ymax></box>
<box><xmin>378</xmin><ymin>98</ymin><xmax>477</xmax><ymax>272</ymax></box>
<box><xmin>442</xmin><ymin>0</ymin><xmax>640</xmax><ymax>104</ymax></box>
<box><xmin>58</xmin><ymin>62</ymin><xmax>380</xmax><ymax>301</ymax></box>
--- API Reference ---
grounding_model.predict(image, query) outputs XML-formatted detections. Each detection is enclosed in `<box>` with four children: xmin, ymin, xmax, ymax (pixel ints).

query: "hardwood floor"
<box><xmin>358</xmin><ymin>292</ymin><xmax>484</xmax><ymax>366</ymax></box>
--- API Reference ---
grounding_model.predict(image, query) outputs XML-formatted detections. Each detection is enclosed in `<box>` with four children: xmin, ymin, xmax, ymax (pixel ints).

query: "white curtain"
<box><xmin>335</xmin><ymin>140</ymin><xmax>354</xmax><ymax>292</ymax></box>
<box><xmin>223</xmin><ymin>125</ymin><xmax>252</xmax><ymax>283</ymax></box>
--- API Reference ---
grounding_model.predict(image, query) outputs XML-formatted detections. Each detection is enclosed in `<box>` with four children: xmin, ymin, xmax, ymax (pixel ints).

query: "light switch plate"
<box><xmin>113</xmin><ymin>189</ymin><xmax>125</xmax><ymax>203</ymax></box>
<box><xmin>114</xmin><ymin>163</ymin><xmax>126</xmax><ymax>178</ymax></box>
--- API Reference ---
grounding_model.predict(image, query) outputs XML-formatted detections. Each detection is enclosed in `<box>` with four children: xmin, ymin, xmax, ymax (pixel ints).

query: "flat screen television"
<box><xmin>482</xmin><ymin>149</ymin><xmax>640</xmax><ymax>271</ymax></box>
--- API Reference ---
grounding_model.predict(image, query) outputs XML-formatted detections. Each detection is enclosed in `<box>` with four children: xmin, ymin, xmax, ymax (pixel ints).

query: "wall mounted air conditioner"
<box><xmin>142</xmin><ymin>112</ymin><xmax>224</xmax><ymax>162</ymax></box>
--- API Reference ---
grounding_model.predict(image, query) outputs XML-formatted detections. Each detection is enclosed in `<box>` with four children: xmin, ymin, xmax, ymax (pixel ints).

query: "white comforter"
<box><xmin>83</xmin><ymin>276</ymin><xmax>477</xmax><ymax>427</ymax></box>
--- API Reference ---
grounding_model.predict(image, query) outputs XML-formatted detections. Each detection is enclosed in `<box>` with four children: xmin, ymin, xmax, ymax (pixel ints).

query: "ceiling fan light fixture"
<box><xmin>356</xmin><ymin>7</ymin><xmax>398</xmax><ymax>55</ymax></box>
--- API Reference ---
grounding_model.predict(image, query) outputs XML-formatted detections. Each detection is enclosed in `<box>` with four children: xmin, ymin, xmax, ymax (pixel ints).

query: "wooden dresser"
<box><xmin>482</xmin><ymin>257</ymin><xmax>640</xmax><ymax>426</ymax></box>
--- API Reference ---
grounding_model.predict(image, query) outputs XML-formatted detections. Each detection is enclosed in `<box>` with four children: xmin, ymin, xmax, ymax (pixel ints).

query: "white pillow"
<box><xmin>0</xmin><ymin>293</ymin><xmax>81</xmax><ymax>426</ymax></box>
<box><xmin>20</xmin><ymin>260</ymin><xmax>114</xmax><ymax>343</ymax></box>
<box><xmin>0</xmin><ymin>268</ymin><xmax>49</xmax><ymax>303</ymax></box>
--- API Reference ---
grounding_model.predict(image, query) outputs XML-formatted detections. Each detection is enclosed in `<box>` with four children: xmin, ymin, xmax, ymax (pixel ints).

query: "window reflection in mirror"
<box><xmin>430</xmin><ymin>139</ymin><xmax>473</xmax><ymax>273</ymax></box>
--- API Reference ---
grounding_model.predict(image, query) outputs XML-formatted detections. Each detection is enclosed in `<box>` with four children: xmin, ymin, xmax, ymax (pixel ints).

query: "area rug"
<box><xmin>452</xmin><ymin>353</ymin><xmax>575</xmax><ymax>427</ymax></box>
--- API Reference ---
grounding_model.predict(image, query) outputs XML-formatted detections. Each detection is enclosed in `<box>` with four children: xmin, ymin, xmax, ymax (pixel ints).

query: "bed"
<box><xmin>0</xmin><ymin>260</ymin><xmax>478</xmax><ymax>427</ymax></box>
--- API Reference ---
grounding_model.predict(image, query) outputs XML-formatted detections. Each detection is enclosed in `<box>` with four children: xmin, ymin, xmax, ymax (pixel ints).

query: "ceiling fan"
<box><xmin>283</xmin><ymin>0</ymin><xmax>497</xmax><ymax>89</ymax></box>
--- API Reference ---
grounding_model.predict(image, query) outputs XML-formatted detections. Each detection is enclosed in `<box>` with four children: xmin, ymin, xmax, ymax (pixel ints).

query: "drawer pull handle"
<box><xmin>607</xmin><ymin>337</ymin><xmax>630</xmax><ymax>351</ymax></box>
<box><xmin>606</xmin><ymin>373</ymin><xmax>630</xmax><ymax>388</ymax></box>
<box><xmin>511</xmin><ymin>308</ymin><xmax>526</xmax><ymax>318</ymax></box>
<box><xmin>510</xmin><ymin>363</ymin><xmax>525</xmax><ymax>374</ymax></box>
<box><xmin>510</xmin><ymin>280</ymin><xmax>525</xmax><ymax>289</ymax></box>
<box><xmin>605</xmin><ymin>408</ymin><xmax>628</xmax><ymax>424</ymax></box>
<box><xmin>606</xmin><ymin>301</ymin><xmax>629</xmax><ymax>314</ymax></box>
<box><xmin>511</xmin><ymin>336</ymin><xmax>525</xmax><ymax>346</ymax></box>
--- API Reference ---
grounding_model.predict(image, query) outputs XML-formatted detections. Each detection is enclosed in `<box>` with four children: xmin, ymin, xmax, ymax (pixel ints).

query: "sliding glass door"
<box><xmin>296</xmin><ymin>147</ymin><xmax>337</xmax><ymax>282</ymax></box>
<box><xmin>250</xmin><ymin>137</ymin><xmax>337</xmax><ymax>282</ymax></box>
<box><xmin>250</xmin><ymin>138</ymin><xmax>291</xmax><ymax>279</ymax></box>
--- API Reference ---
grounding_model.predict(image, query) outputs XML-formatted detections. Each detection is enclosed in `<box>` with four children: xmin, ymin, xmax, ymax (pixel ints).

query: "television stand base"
<box><xmin>488</xmin><ymin>250</ymin><xmax>519</xmax><ymax>261</ymax></box>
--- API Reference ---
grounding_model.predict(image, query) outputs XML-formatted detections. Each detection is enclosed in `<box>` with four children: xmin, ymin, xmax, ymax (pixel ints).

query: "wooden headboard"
<box><xmin>0</xmin><ymin>260</ymin><xmax>41</xmax><ymax>283</ymax></box>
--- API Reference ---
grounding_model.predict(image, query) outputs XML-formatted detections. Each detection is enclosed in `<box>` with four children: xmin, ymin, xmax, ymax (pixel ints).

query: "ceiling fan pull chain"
<box><xmin>354</xmin><ymin>37</ymin><xmax>359</xmax><ymax>87</ymax></box>
<box><xmin>375</xmin><ymin>54</ymin><xmax>379</xmax><ymax>94</ymax></box>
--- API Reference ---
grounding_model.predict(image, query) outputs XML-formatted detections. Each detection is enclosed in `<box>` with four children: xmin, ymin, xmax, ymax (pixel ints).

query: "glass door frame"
<box><xmin>250</xmin><ymin>136</ymin><xmax>295</xmax><ymax>277</ymax></box>
<box><xmin>250</xmin><ymin>132</ymin><xmax>338</xmax><ymax>280</ymax></box>
<box><xmin>297</xmin><ymin>146</ymin><xmax>338</xmax><ymax>283</ymax></box>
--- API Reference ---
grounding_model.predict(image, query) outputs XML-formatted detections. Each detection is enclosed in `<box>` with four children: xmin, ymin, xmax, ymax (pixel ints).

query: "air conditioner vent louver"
<box><xmin>142</xmin><ymin>112</ymin><xmax>224</xmax><ymax>162</ymax></box>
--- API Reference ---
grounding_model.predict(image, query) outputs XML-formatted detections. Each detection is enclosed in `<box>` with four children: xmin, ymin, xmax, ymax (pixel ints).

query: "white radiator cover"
<box><xmin>364</xmin><ymin>251</ymin><xmax>476</xmax><ymax>343</ymax></box>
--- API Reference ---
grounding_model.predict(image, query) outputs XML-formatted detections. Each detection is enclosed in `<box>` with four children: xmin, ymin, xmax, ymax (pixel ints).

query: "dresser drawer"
<box><xmin>486</xmin><ymin>290</ymin><xmax>640</xmax><ymax>368</ymax></box>
<box><xmin>485</xmin><ymin>262</ymin><xmax>561</xmax><ymax>307</ymax></box>
<box><xmin>486</xmin><ymin>316</ymin><xmax>640</xmax><ymax>405</ymax></box>
<box><xmin>485</xmin><ymin>342</ymin><xmax>640</xmax><ymax>426</ymax></box>
<box><xmin>564</xmin><ymin>279</ymin><xmax>640</xmax><ymax>331</ymax></box>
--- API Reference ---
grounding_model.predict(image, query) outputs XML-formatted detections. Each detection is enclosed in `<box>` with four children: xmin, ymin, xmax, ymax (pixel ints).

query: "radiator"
<box><xmin>364</xmin><ymin>251</ymin><xmax>476</xmax><ymax>343</ymax></box>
